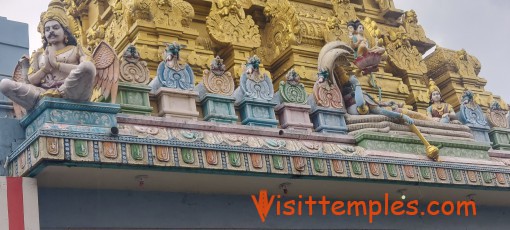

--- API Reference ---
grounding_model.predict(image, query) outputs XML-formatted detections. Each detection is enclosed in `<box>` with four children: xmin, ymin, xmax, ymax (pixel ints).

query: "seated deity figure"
<box><xmin>426</xmin><ymin>79</ymin><xmax>459</xmax><ymax>123</ymax></box>
<box><xmin>0</xmin><ymin>0</ymin><xmax>96</xmax><ymax>111</ymax></box>
<box><xmin>348</xmin><ymin>19</ymin><xmax>385</xmax><ymax>59</ymax></box>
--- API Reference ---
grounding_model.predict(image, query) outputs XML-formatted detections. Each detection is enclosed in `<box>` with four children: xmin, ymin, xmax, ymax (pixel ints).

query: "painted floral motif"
<box><xmin>420</xmin><ymin>167</ymin><xmax>431</xmax><ymax>179</ymax></box>
<box><xmin>482</xmin><ymin>172</ymin><xmax>493</xmax><ymax>184</ymax></box>
<box><xmin>103</xmin><ymin>142</ymin><xmax>118</xmax><ymax>159</ymax></box>
<box><xmin>467</xmin><ymin>171</ymin><xmax>477</xmax><ymax>183</ymax></box>
<box><xmin>131</xmin><ymin>144</ymin><xmax>143</xmax><ymax>160</ymax></box>
<box><xmin>228</xmin><ymin>152</ymin><xmax>242</xmax><ymax>167</ymax></box>
<box><xmin>272</xmin><ymin>155</ymin><xmax>284</xmax><ymax>170</ymax></box>
<box><xmin>387</xmin><ymin>164</ymin><xmax>398</xmax><ymax>177</ymax></box>
<box><xmin>351</xmin><ymin>162</ymin><xmax>362</xmax><ymax>175</ymax></box>
<box><xmin>313</xmin><ymin>159</ymin><xmax>325</xmax><ymax>173</ymax></box>
<box><xmin>495</xmin><ymin>173</ymin><xmax>506</xmax><ymax>185</ymax></box>
<box><xmin>47</xmin><ymin>138</ymin><xmax>59</xmax><ymax>156</ymax></box>
<box><xmin>250</xmin><ymin>154</ymin><xmax>263</xmax><ymax>169</ymax></box>
<box><xmin>205</xmin><ymin>150</ymin><xmax>218</xmax><ymax>165</ymax></box>
<box><xmin>436</xmin><ymin>168</ymin><xmax>447</xmax><ymax>180</ymax></box>
<box><xmin>404</xmin><ymin>165</ymin><xmax>415</xmax><ymax>178</ymax></box>
<box><xmin>75</xmin><ymin>140</ymin><xmax>88</xmax><ymax>157</ymax></box>
<box><xmin>156</xmin><ymin>146</ymin><xmax>170</xmax><ymax>162</ymax></box>
<box><xmin>181</xmin><ymin>148</ymin><xmax>195</xmax><ymax>164</ymax></box>
<box><xmin>293</xmin><ymin>157</ymin><xmax>306</xmax><ymax>172</ymax></box>
<box><xmin>452</xmin><ymin>169</ymin><xmax>462</xmax><ymax>182</ymax></box>
<box><xmin>332</xmin><ymin>160</ymin><xmax>344</xmax><ymax>174</ymax></box>
<box><xmin>369</xmin><ymin>163</ymin><xmax>380</xmax><ymax>176</ymax></box>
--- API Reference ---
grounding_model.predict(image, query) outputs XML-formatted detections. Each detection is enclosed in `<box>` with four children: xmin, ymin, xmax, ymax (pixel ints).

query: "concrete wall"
<box><xmin>39</xmin><ymin>188</ymin><xmax>510</xmax><ymax>229</ymax></box>
<box><xmin>0</xmin><ymin>17</ymin><xmax>29</xmax><ymax>174</ymax></box>
<box><xmin>0</xmin><ymin>16</ymin><xmax>29</xmax><ymax>79</ymax></box>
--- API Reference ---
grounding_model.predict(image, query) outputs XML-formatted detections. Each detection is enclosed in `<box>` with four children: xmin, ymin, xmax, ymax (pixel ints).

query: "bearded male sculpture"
<box><xmin>0</xmin><ymin>0</ymin><xmax>117</xmax><ymax>115</ymax></box>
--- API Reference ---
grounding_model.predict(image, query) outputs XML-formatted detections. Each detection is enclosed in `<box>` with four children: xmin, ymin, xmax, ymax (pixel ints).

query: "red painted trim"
<box><xmin>7</xmin><ymin>177</ymin><xmax>25</xmax><ymax>230</ymax></box>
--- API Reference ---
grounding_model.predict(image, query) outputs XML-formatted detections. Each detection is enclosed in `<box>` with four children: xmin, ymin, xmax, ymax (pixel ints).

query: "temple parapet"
<box><xmin>273</xmin><ymin>69</ymin><xmax>313</xmax><ymax>131</ymax></box>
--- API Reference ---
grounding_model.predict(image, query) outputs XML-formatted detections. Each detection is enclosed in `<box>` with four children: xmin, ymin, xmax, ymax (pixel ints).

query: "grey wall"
<box><xmin>0</xmin><ymin>16</ymin><xmax>29</xmax><ymax>117</ymax></box>
<box><xmin>0</xmin><ymin>17</ymin><xmax>28</xmax><ymax>175</ymax></box>
<box><xmin>0</xmin><ymin>16</ymin><xmax>29</xmax><ymax>78</ymax></box>
<box><xmin>39</xmin><ymin>188</ymin><xmax>510</xmax><ymax>229</ymax></box>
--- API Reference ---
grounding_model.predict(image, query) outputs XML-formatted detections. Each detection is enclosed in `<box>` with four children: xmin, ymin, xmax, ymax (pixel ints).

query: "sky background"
<box><xmin>0</xmin><ymin>0</ymin><xmax>509</xmax><ymax>102</ymax></box>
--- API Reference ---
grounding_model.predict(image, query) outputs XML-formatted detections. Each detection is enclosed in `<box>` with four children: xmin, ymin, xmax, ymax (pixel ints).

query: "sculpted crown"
<box><xmin>165</xmin><ymin>42</ymin><xmax>185</xmax><ymax>58</ymax></box>
<box><xmin>247</xmin><ymin>55</ymin><xmax>261</xmax><ymax>70</ymax></box>
<box><xmin>428</xmin><ymin>78</ymin><xmax>440</xmax><ymax>96</ymax></box>
<box><xmin>38</xmin><ymin>0</ymin><xmax>69</xmax><ymax>34</ymax></box>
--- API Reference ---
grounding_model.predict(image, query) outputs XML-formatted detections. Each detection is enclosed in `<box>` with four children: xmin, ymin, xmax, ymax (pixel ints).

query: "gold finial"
<box><xmin>428</xmin><ymin>78</ymin><xmax>440</xmax><ymax>97</ymax></box>
<box><xmin>38</xmin><ymin>0</ymin><xmax>69</xmax><ymax>34</ymax></box>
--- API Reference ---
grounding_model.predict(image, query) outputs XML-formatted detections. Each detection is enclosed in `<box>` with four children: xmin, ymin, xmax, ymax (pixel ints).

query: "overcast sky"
<box><xmin>0</xmin><ymin>0</ymin><xmax>508</xmax><ymax>102</ymax></box>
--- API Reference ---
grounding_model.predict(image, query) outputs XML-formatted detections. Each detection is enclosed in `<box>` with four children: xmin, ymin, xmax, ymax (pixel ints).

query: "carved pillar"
<box><xmin>385</xmin><ymin>32</ymin><xmax>429</xmax><ymax>112</ymax></box>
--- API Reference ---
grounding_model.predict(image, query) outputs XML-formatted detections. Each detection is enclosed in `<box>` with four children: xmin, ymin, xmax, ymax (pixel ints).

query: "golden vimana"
<box><xmin>63</xmin><ymin>0</ymin><xmax>507</xmax><ymax>113</ymax></box>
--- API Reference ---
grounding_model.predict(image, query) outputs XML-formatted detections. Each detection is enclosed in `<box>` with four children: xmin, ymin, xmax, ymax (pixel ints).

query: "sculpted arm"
<box><xmin>447</xmin><ymin>105</ymin><xmax>457</xmax><ymax>119</ymax></box>
<box><xmin>28</xmin><ymin>52</ymin><xmax>48</xmax><ymax>85</ymax></box>
<box><xmin>46</xmin><ymin>46</ymin><xmax>79</xmax><ymax>76</ymax></box>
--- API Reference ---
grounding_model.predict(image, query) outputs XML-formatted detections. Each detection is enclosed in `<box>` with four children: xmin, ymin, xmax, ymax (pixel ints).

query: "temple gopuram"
<box><xmin>1</xmin><ymin>0</ymin><xmax>510</xmax><ymax>229</ymax></box>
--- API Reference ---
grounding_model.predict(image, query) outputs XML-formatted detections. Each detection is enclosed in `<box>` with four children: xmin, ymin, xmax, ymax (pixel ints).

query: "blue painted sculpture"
<box><xmin>238</xmin><ymin>55</ymin><xmax>273</xmax><ymax>101</ymax></box>
<box><xmin>457</xmin><ymin>90</ymin><xmax>490</xmax><ymax>142</ymax></box>
<box><xmin>234</xmin><ymin>55</ymin><xmax>278</xmax><ymax>127</ymax></box>
<box><xmin>149</xmin><ymin>42</ymin><xmax>194</xmax><ymax>91</ymax></box>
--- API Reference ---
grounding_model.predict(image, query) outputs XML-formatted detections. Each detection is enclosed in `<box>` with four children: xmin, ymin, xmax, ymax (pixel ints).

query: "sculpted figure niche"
<box><xmin>426</xmin><ymin>79</ymin><xmax>460</xmax><ymax>124</ymax></box>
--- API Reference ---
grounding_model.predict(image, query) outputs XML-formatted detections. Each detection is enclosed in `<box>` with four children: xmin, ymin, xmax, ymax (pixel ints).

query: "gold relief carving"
<box><xmin>294</xmin><ymin>66</ymin><xmax>319</xmax><ymax>81</ymax></box>
<box><xmin>47</xmin><ymin>138</ymin><xmax>59</xmax><ymax>156</ymax></box>
<box><xmin>205</xmin><ymin>150</ymin><xmax>219</xmax><ymax>165</ymax></box>
<box><xmin>324</xmin><ymin>17</ymin><xmax>349</xmax><ymax>43</ymax></box>
<box><xmin>467</xmin><ymin>171</ymin><xmax>477</xmax><ymax>183</ymax></box>
<box><xmin>152</xmin><ymin>0</ymin><xmax>194</xmax><ymax>28</ymax></box>
<box><xmin>103</xmin><ymin>142</ymin><xmax>118</xmax><ymax>159</ymax></box>
<box><xmin>360</xmin><ymin>17</ymin><xmax>385</xmax><ymax>51</ymax></box>
<box><xmin>206</xmin><ymin>0</ymin><xmax>261</xmax><ymax>47</ymax></box>
<box><xmin>155</xmin><ymin>146</ymin><xmax>170</xmax><ymax>162</ymax></box>
<box><xmin>250</xmin><ymin>153</ymin><xmax>263</xmax><ymax>169</ymax></box>
<box><xmin>425</xmin><ymin>47</ymin><xmax>480</xmax><ymax>78</ymax></box>
<box><xmin>331</xmin><ymin>0</ymin><xmax>356</xmax><ymax>22</ymax></box>
<box><xmin>376</xmin><ymin>0</ymin><xmax>391</xmax><ymax>11</ymax></box>
<box><xmin>385</xmin><ymin>31</ymin><xmax>427</xmax><ymax>75</ymax></box>
<box><xmin>397</xmin><ymin>81</ymin><xmax>410</xmax><ymax>94</ymax></box>
<box><xmin>332</xmin><ymin>160</ymin><xmax>344</xmax><ymax>173</ymax></box>
<box><xmin>400</xmin><ymin>10</ymin><xmax>434</xmax><ymax>47</ymax></box>
<box><xmin>86</xmin><ymin>24</ymin><xmax>106</xmax><ymax>51</ymax></box>
<box><xmin>404</xmin><ymin>165</ymin><xmax>415</xmax><ymax>178</ymax></box>
<box><xmin>293</xmin><ymin>157</ymin><xmax>306</xmax><ymax>171</ymax></box>
<box><xmin>455</xmin><ymin>49</ymin><xmax>479</xmax><ymax>77</ymax></box>
<box><xmin>186</xmin><ymin>51</ymin><xmax>213</xmax><ymax>69</ymax></box>
<box><xmin>369</xmin><ymin>163</ymin><xmax>380</xmax><ymax>176</ymax></box>
<box><xmin>436</xmin><ymin>168</ymin><xmax>447</xmax><ymax>180</ymax></box>
<box><xmin>259</xmin><ymin>0</ymin><xmax>301</xmax><ymax>63</ymax></box>
<box><xmin>203</xmin><ymin>56</ymin><xmax>235</xmax><ymax>96</ymax></box>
